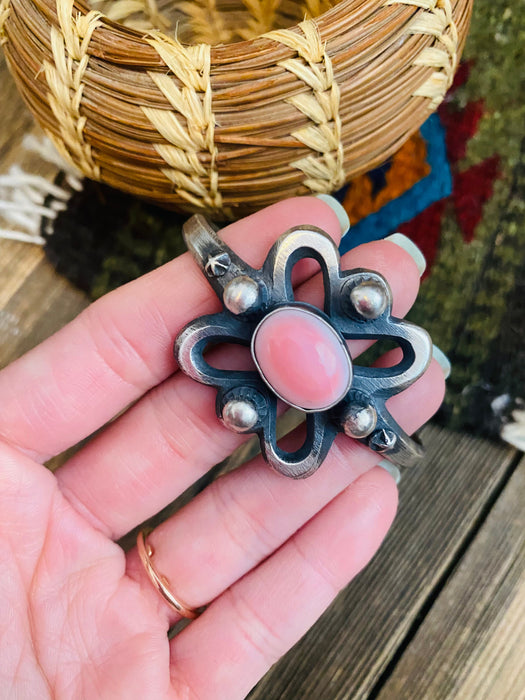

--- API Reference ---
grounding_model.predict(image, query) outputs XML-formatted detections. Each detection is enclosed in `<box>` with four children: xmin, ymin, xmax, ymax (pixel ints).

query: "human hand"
<box><xmin>0</xmin><ymin>198</ymin><xmax>445</xmax><ymax>699</ymax></box>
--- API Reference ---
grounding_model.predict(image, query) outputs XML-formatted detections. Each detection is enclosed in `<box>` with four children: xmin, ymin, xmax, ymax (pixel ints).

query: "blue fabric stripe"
<box><xmin>338</xmin><ymin>114</ymin><xmax>452</xmax><ymax>254</ymax></box>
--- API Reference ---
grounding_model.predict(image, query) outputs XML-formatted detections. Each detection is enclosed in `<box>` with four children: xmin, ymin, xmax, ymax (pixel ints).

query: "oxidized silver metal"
<box><xmin>175</xmin><ymin>214</ymin><xmax>432</xmax><ymax>479</ymax></box>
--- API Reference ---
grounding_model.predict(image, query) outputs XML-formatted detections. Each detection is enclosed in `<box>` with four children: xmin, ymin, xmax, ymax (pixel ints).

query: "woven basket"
<box><xmin>0</xmin><ymin>0</ymin><xmax>472</xmax><ymax>220</ymax></box>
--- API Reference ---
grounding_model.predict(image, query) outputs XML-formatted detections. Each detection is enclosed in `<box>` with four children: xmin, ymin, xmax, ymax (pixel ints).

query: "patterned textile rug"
<box><xmin>3</xmin><ymin>0</ymin><xmax>524</xmax><ymax>442</ymax></box>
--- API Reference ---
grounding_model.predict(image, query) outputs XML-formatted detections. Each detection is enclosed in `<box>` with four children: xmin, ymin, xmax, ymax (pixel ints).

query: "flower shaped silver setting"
<box><xmin>175</xmin><ymin>215</ymin><xmax>432</xmax><ymax>479</ymax></box>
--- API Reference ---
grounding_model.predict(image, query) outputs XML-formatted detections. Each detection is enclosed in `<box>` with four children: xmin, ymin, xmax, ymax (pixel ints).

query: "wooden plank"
<box><xmin>0</xmin><ymin>54</ymin><xmax>34</xmax><ymax>158</ymax></box>
<box><xmin>0</xmin><ymin>54</ymin><xmax>89</xmax><ymax>367</ymax></box>
<box><xmin>0</xmin><ymin>55</ymin><xmax>45</xmax><ymax>309</ymax></box>
<box><xmin>0</xmin><ymin>240</ymin><xmax>44</xmax><ymax>308</ymax></box>
<box><xmin>0</xmin><ymin>54</ymin><xmax>56</xmax><ymax>175</ymax></box>
<box><xmin>376</xmin><ymin>456</ymin><xmax>525</xmax><ymax>700</ymax></box>
<box><xmin>0</xmin><ymin>255</ymin><xmax>87</xmax><ymax>365</ymax></box>
<box><xmin>249</xmin><ymin>426</ymin><xmax>517</xmax><ymax>699</ymax></box>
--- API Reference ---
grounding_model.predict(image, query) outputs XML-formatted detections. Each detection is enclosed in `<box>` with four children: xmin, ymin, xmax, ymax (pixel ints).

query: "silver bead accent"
<box><xmin>223</xmin><ymin>275</ymin><xmax>260</xmax><ymax>314</ymax></box>
<box><xmin>350</xmin><ymin>280</ymin><xmax>388</xmax><ymax>320</ymax></box>
<box><xmin>205</xmin><ymin>252</ymin><xmax>231</xmax><ymax>277</ymax></box>
<box><xmin>342</xmin><ymin>403</ymin><xmax>377</xmax><ymax>438</ymax></box>
<box><xmin>222</xmin><ymin>399</ymin><xmax>258</xmax><ymax>433</ymax></box>
<box><xmin>369</xmin><ymin>428</ymin><xmax>397</xmax><ymax>452</ymax></box>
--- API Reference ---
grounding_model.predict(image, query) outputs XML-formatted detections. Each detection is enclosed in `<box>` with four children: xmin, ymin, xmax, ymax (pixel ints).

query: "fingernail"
<box><xmin>385</xmin><ymin>233</ymin><xmax>426</xmax><ymax>277</ymax></box>
<box><xmin>432</xmin><ymin>344</ymin><xmax>451</xmax><ymax>379</ymax></box>
<box><xmin>315</xmin><ymin>194</ymin><xmax>350</xmax><ymax>237</ymax></box>
<box><xmin>378</xmin><ymin>459</ymin><xmax>402</xmax><ymax>484</ymax></box>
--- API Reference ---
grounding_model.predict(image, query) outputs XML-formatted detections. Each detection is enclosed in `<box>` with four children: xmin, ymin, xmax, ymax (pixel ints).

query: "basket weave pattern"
<box><xmin>0</xmin><ymin>0</ymin><xmax>472</xmax><ymax>219</ymax></box>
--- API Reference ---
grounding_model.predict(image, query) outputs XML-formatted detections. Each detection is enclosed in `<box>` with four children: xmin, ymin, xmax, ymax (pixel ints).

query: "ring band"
<box><xmin>137</xmin><ymin>530</ymin><xmax>200</xmax><ymax>619</ymax></box>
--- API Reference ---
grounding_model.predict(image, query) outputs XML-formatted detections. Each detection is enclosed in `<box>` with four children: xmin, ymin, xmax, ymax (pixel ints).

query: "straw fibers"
<box><xmin>0</xmin><ymin>0</ymin><xmax>472</xmax><ymax>219</ymax></box>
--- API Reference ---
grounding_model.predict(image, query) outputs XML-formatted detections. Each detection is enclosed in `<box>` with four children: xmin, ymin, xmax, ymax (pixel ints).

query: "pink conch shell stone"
<box><xmin>252</xmin><ymin>307</ymin><xmax>352</xmax><ymax>411</ymax></box>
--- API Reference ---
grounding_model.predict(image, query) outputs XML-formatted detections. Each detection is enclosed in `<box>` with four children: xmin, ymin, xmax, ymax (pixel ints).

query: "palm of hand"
<box><xmin>0</xmin><ymin>200</ymin><xmax>443</xmax><ymax>699</ymax></box>
<box><xmin>2</xmin><ymin>445</ymin><xmax>171</xmax><ymax>697</ymax></box>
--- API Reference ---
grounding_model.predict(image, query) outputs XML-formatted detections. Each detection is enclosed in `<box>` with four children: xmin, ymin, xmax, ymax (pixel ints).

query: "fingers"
<box><xmin>125</xmin><ymin>355</ymin><xmax>444</xmax><ymax>627</ymax></box>
<box><xmin>0</xmin><ymin>198</ymin><xmax>341</xmax><ymax>462</ymax></box>
<box><xmin>55</xmin><ymin>239</ymin><xmax>423</xmax><ymax>539</ymax></box>
<box><xmin>168</xmin><ymin>467</ymin><xmax>397</xmax><ymax>700</ymax></box>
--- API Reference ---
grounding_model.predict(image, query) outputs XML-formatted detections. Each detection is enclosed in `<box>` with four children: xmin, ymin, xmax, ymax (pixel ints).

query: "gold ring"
<box><xmin>137</xmin><ymin>529</ymin><xmax>200</xmax><ymax>619</ymax></box>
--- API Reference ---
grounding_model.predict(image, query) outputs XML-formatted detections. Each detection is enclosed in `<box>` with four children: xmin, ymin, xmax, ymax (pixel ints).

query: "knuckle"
<box><xmin>150</xmin><ymin>393</ymin><xmax>194</xmax><ymax>468</ymax></box>
<box><xmin>151</xmin><ymin>380</ymin><xmax>225</xmax><ymax>467</ymax></box>
<box><xmin>81</xmin><ymin>301</ymin><xmax>165</xmax><ymax>393</ymax></box>
<box><xmin>291</xmin><ymin>536</ymin><xmax>340</xmax><ymax>598</ymax></box>
<box><xmin>209</xmin><ymin>475</ymin><xmax>279</xmax><ymax>566</ymax></box>
<box><xmin>226</xmin><ymin>587</ymin><xmax>286</xmax><ymax>667</ymax></box>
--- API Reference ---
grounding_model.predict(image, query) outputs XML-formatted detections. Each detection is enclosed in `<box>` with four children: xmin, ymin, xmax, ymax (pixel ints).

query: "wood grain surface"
<box><xmin>377</xmin><ymin>456</ymin><xmax>525</xmax><ymax>700</ymax></box>
<box><xmin>0</xmin><ymin>55</ymin><xmax>88</xmax><ymax>368</ymax></box>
